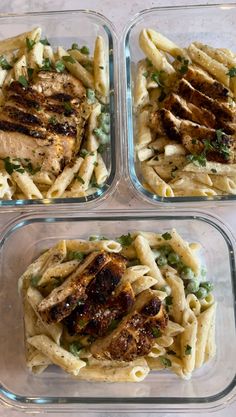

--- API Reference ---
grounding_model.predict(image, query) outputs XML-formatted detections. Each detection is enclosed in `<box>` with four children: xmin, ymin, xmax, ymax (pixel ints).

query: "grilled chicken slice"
<box><xmin>66</xmin><ymin>281</ymin><xmax>134</xmax><ymax>337</ymax></box>
<box><xmin>0</xmin><ymin>72</ymin><xmax>91</xmax><ymax>174</ymax></box>
<box><xmin>184</xmin><ymin>66</ymin><xmax>230</xmax><ymax>101</ymax></box>
<box><xmin>90</xmin><ymin>289</ymin><xmax>168</xmax><ymax>361</ymax></box>
<box><xmin>37</xmin><ymin>251</ymin><xmax>111</xmax><ymax>324</ymax></box>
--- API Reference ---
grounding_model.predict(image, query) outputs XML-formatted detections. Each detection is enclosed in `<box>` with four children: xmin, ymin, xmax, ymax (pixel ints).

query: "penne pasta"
<box><xmin>58</xmin><ymin>46</ymin><xmax>94</xmax><ymax>88</ymax></box>
<box><xmin>94</xmin><ymin>35</ymin><xmax>108</xmax><ymax>97</ymax></box>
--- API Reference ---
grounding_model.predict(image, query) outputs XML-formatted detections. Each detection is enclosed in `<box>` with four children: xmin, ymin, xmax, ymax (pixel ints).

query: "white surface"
<box><xmin>0</xmin><ymin>0</ymin><xmax>235</xmax><ymax>416</ymax></box>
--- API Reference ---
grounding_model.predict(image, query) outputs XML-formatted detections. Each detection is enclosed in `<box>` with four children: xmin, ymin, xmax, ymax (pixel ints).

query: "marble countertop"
<box><xmin>0</xmin><ymin>0</ymin><xmax>235</xmax><ymax>416</ymax></box>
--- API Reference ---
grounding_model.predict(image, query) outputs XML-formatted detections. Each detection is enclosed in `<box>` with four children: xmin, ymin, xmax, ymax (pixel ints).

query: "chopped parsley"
<box><xmin>162</xmin><ymin>232</ymin><xmax>172</xmax><ymax>241</ymax></box>
<box><xmin>69</xmin><ymin>341</ymin><xmax>83</xmax><ymax>356</ymax></box>
<box><xmin>27</xmin><ymin>67</ymin><xmax>34</xmax><ymax>80</ymax></box>
<box><xmin>30</xmin><ymin>274</ymin><xmax>41</xmax><ymax>287</ymax></box>
<box><xmin>177</xmin><ymin>55</ymin><xmax>189</xmax><ymax>74</ymax></box>
<box><xmin>71</xmin><ymin>43</ymin><xmax>79</xmax><ymax>50</ymax></box>
<box><xmin>3</xmin><ymin>157</ymin><xmax>25</xmax><ymax>174</ymax></box>
<box><xmin>146</xmin><ymin>58</ymin><xmax>153</xmax><ymax>67</ymax></box>
<box><xmin>97</xmin><ymin>143</ymin><xmax>107</xmax><ymax>154</ymax></box>
<box><xmin>158</xmin><ymin>89</ymin><xmax>167</xmax><ymax>102</ymax></box>
<box><xmin>159</xmin><ymin>356</ymin><xmax>172</xmax><ymax>367</ymax></box>
<box><xmin>151</xmin><ymin>71</ymin><xmax>164</xmax><ymax>87</ymax></box>
<box><xmin>165</xmin><ymin>295</ymin><xmax>173</xmax><ymax>306</ymax></box>
<box><xmin>67</xmin><ymin>251</ymin><xmax>85</xmax><ymax>261</ymax></box>
<box><xmin>55</xmin><ymin>60</ymin><xmax>65</xmax><ymax>73</ymax></box>
<box><xmin>26</xmin><ymin>37</ymin><xmax>36</xmax><ymax>51</ymax></box>
<box><xmin>143</xmin><ymin>71</ymin><xmax>148</xmax><ymax>78</ymax></box>
<box><xmin>63</xmin><ymin>101</ymin><xmax>73</xmax><ymax>113</ymax></box>
<box><xmin>76</xmin><ymin>175</ymin><xmax>85</xmax><ymax>184</ymax></box>
<box><xmin>211</xmin><ymin>168</ymin><xmax>217</xmax><ymax>173</ymax></box>
<box><xmin>40</xmin><ymin>38</ymin><xmax>50</xmax><ymax>45</ymax></box>
<box><xmin>93</xmin><ymin>161</ymin><xmax>99</xmax><ymax>167</ymax></box>
<box><xmin>41</xmin><ymin>58</ymin><xmax>53</xmax><ymax>71</ymax></box>
<box><xmin>0</xmin><ymin>55</ymin><xmax>13</xmax><ymax>70</ymax></box>
<box><xmin>48</xmin><ymin>116</ymin><xmax>57</xmax><ymax>125</ymax></box>
<box><xmin>185</xmin><ymin>344</ymin><xmax>192</xmax><ymax>355</ymax></box>
<box><xmin>117</xmin><ymin>233</ymin><xmax>133</xmax><ymax>247</ymax></box>
<box><xmin>80</xmin><ymin>45</ymin><xmax>90</xmax><ymax>55</ymax></box>
<box><xmin>79</xmin><ymin>148</ymin><xmax>89</xmax><ymax>158</ymax></box>
<box><xmin>99</xmin><ymin>66</ymin><xmax>104</xmax><ymax>70</ymax></box>
<box><xmin>108</xmin><ymin>319</ymin><xmax>119</xmax><ymax>331</ymax></box>
<box><xmin>227</xmin><ymin>67</ymin><xmax>236</xmax><ymax>78</ymax></box>
<box><xmin>62</xmin><ymin>55</ymin><xmax>76</xmax><ymax>64</ymax></box>
<box><xmin>151</xmin><ymin>327</ymin><xmax>161</xmax><ymax>338</ymax></box>
<box><xmin>186</xmin><ymin>153</ymin><xmax>207</xmax><ymax>167</ymax></box>
<box><xmin>191</xmin><ymin>138</ymin><xmax>197</xmax><ymax>145</ymax></box>
<box><xmin>171</xmin><ymin>166</ymin><xmax>178</xmax><ymax>178</ymax></box>
<box><xmin>18</xmin><ymin>75</ymin><xmax>28</xmax><ymax>88</ymax></box>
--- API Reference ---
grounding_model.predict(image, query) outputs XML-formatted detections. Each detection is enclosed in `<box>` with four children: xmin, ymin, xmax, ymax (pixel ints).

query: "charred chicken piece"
<box><xmin>90</xmin><ymin>289</ymin><xmax>168</xmax><ymax>361</ymax></box>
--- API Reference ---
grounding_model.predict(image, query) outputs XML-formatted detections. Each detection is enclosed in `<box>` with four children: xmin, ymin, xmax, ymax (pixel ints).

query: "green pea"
<box><xmin>195</xmin><ymin>287</ymin><xmax>208</xmax><ymax>299</ymax></box>
<box><xmin>99</xmin><ymin>112</ymin><xmax>110</xmax><ymax>125</ymax></box>
<box><xmin>160</xmin><ymin>245</ymin><xmax>171</xmax><ymax>256</ymax></box>
<box><xmin>157</xmin><ymin>255</ymin><xmax>167</xmax><ymax>266</ymax></box>
<box><xmin>93</xmin><ymin>128</ymin><xmax>109</xmax><ymax>144</ymax></box>
<box><xmin>186</xmin><ymin>280</ymin><xmax>199</xmax><ymax>294</ymax></box>
<box><xmin>168</xmin><ymin>252</ymin><xmax>180</xmax><ymax>265</ymax></box>
<box><xmin>200</xmin><ymin>281</ymin><xmax>214</xmax><ymax>293</ymax></box>
<box><xmin>181</xmin><ymin>266</ymin><xmax>194</xmax><ymax>280</ymax></box>
<box><xmin>86</xmin><ymin>88</ymin><xmax>95</xmax><ymax>103</ymax></box>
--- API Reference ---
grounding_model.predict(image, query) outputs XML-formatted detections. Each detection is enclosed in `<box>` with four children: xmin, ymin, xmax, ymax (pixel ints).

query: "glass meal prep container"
<box><xmin>123</xmin><ymin>3</ymin><xmax>236</xmax><ymax>205</ymax></box>
<box><xmin>0</xmin><ymin>209</ymin><xmax>235</xmax><ymax>413</ymax></box>
<box><xmin>0</xmin><ymin>10</ymin><xmax>119</xmax><ymax>210</ymax></box>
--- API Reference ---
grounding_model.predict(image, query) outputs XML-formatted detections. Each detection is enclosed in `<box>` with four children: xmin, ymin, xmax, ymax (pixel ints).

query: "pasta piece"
<box><xmin>37</xmin><ymin>260</ymin><xmax>79</xmax><ymax>286</ymax></box>
<box><xmin>94</xmin><ymin>36</ymin><xmax>108</xmax><ymax>97</ymax></box>
<box><xmin>147</xmin><ymin>355</ymin><xmax>186</xmax><ymax>379</ymax></box>
<box><xmin>146</xmin><ymin>29</ymin><xmax>184</xmax><ymax>58</ymax></box>
<box><xmin>141</xmin><ymin>163</ymin><xmax>174</xmax><ymax>197</ymax></box>
<box><xmin>195</xmin><ymin>303</ymin><xmax>216</xmax><ymax>369</ymax></box>
<box><xmin>86</xmin><ymin>103</ymin><xmax>101</xmax><ymax>152</ymax></box>
<box><xmin>149</xmin><ymin>137</ymin><xmax>172</xmax><ymax>151</ymax></box>
<box><xmin>132</xmin><ymin>275</ymin><xmax>157</xmax><ymax>295</ymax></box>
<box><xmin>137</xmin><ymin>147</ymin><xmax>154</xmax><ymax>162</ymax></box>
<box><xmin>167</xmin><ymin>229</ymin><xmax>200</xmax><ymax>276</ymax></box>
<box><xmin>27</xmin><ymin>350</ymin><xmax>51</xmax><ymax>374</ymax></box>
<box><xmin>32</xmin><ymin>171</ymin><xmax>55</xmax><ymax>185</ymax></box>
<box><xmin>186</xmin><ymin>294</ymin><xmax>201</xmax><ymax>316</ymax></box>
<box><xmin>0</xmin><ymin>27</ymin><xmax>41</xmax><ymax>53</ymax></box>
<box><xmin>94</xmin><ymin>153</ymin><xmax>108</xmax><ymax>185</ymax></box>
<box><xmin>77</xmin><ymin>358</ymin><xmax>149</xmax><ymax>382</ymax></box>
<box><xmin>14</xmin><ymin>54</ymin><xmax>27</xmax><ymax>79</ymax></box>
<box><xmin>156</xmin><ymin>335</ymin><xmax>173</xmax><ymax>348</ymax></box>
<box><xmin>136</xmin><ymin>109</ymin><xmax>152</xmax><ymax>149</ymax></box>
<box><xmin>139</xmin><ymin>29</ymin><xmax>176</xmax><ymax>78</ymax></box>
<box><xmin>204</xmin><ymin>303</ymin><xmax>216</xmax><ymax>362</ymax></box>
<box><xmin>39</xmin><ymin>240</ymin><xmax>67</xmax><ymax>280</ymax></box>
<box><xmin>134</xmin><ymin>60</ymin><xmax>149</xmax><ymax>110</ymax></box>
<box><xmin>70</xmin><ymin>152</ymin><xmax>97</xmax><ymax>194</ymax></box>
<box><xmin>46</xmin><ymin>157</ymin><xmax>83</xmax><ymax>198</ymax></box>
<box><xmin>210</xmin><ymin>175</ymin><xmax>236</xmax><ymax>194</ymax></box>
<box><xmin>28</xmin><ymin>41</ymin><xmax>44</xmax><ymax>68</ymax></box>
<box><xmin>131</xmin><ymin>231</ymin><xmax>163</xmax><ymax>247</ymax></box>
<box><xmin>0</xmin><ymin>170</ymin><xmax>16</xmax><ymax>199</ymax></box>
<box><xmin>200</xmin><ymin>293</ymin><xmax>215</xmax><ymax>311</ymax></box>
<box><xmin>188</xmin><ymin>43</ymin><xmax>230</xmax><ymax>87</ymax></box>
<box><xmin>66</xmin><ymin>239</ymin><xmax>121</xmax><ymax>254</ymax></box>
<box><xmin>58</xmin><ymin>46</ymin><xmax>94</xmax><ymax>88</ymax></box>
<box><xmin>69</xmin><ymin>49</ymin><xmax>93</xmax><ymax>65</ymax></box>
<box><xmin>180</xmin><ymin>308</ymin><xmax>198</xmax><ymax>376</ymax></box>
<box><xmin>164</xmin><ymin>144</ymin><xmax>186</xmax><ymax>157</ymax></box>
<box><xmin>12</xmin><ymin>169</ymin><xmax>43</xmax><ymax>199</ymax></box>
<box><xmin>43</xmin><ymin>45</ymin><xmax>55</xmax><ymax>64</ymax></box>
<box><xmin>0</xmin><ymin>69</ymin><xmax>7</xmax><ymax>86</ymax></box>
<box><xmin>183</xmin><ymin>162</ymin><xmax>236</xmax><ymax>177</ymax></box>
<box><xmin>133</xmin><ymin>235</ymin><xmax>166</xmax><ymax>287</ymax></box>
<box><xmin>165</xmin><ymin>271</ymin><xmax>186</xmax><ymax>324</ymax></box>
<box><xmin>27</xmin><ymin>334</ymin><xmax>86</xmax><ymax>375</ymax></box>
<box><xmin>147</xmin><ymin>343</ymin><xmax>166</xmax><ymax>358</ymax></box>
<box><xmin>121</xmin><ymin>265</ymin><xmax>149</xmax><ymax>283</ymax></box>
<box><xmin>26</xmin><ymin>286</ymin><xmax>63</xmax><ymax>344</ymax></box>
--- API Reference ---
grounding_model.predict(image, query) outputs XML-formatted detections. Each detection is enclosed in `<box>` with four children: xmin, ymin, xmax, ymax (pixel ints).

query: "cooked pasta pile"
<box><xmin>135</xmin><ymin>29</ymin><xmax>236</xmax><ymax>197</ymax></box>
<box><xmin>0</xmin><ymin>27</ymin><xmax>110</xmax><ymax>200</ymax></box>
<box><xmin>19</xmin><ymin>229</ymin><xmax>216</xmax><ymax>382</ymax></box>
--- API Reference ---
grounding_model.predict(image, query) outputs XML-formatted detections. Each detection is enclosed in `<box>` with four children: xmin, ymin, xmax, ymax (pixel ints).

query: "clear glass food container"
<box><xmin>0</xmin><ymin>10</ymin><xmax>119</xmax><ymax>211</ymax></box>
<box><xmin>0</xmin><ymin>209</ymin><xmax>235</xmax><ymax>413</ymax></box>
<box><xmin>122</xmin><ymin>3</ymin><xmax>236</xmax><ymax>205</ymax></box>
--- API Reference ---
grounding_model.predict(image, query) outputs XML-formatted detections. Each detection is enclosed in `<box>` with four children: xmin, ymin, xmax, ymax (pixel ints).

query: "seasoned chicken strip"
<box><xmin>90</xmin><ymin>289</ymin><xmax>168</xmax><ymax>361</ymax></box>
<box><xmin>37</xmin><ymin>251</ymin><xmax>111</xmax><ymax>324</ymax></box>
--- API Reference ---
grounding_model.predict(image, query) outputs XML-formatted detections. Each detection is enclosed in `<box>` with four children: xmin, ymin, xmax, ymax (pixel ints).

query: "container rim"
<box><xmin>121</xmin><ymin>2</ymin><xmax>236</xmax><ymax>206</ymax></box>
<box><xmin>0</xmin><ymin>209</ymin><xmax>236</xmax><ymax>412</ymax></box>
<box><xmin>0</xmin><ymin>9</ymin><xmax>120</xmax><ymax>211</ymax></box>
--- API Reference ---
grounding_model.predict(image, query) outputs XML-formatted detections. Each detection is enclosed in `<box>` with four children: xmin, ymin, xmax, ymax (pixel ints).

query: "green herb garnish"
<box><xmin>63</xmin><ymin>101</ymin><xmax>73</xmax><ymax>113</ymax></box>
<box><xmin>151</xmin><ymin>327</ymin><xmax>161</xmax><ymax>338</ymax></box>
<box><xmin>159</xmin><ymin>356</ymin><xmax>172</xmax><ymax>367</ymax></box>
<box><xmin>79</xmin><ymin>149</ymin><xmax>89</xmax><ymax>158</ymax></box>
<box><xmin>71</xmin><ymin>43</ymin><xmax>79</xmax><ymax>50</ymax></box>
<box><xmin>151</xmin><ymin>71</ymin><xmax>164</xmax><ymax>87</ymax></box>
<box><xmin>30</xmin><ymin>274</ymin><xmax>41</xmax><ymax>287</ymax></box>
<box><xmin>76</xmin><ymin>175</ymin><xmax>85</xmax><ymax>184</ymax></box>
<box><xmin>41</xmin><ymin>58</ymin><xmax>53</xmax><ymax>71</ymax></box>
<box><xmin>162</xmin><ymin>232</ymin><xmax>172</xmax><ymax>241</ymax></box>
<box><xmin>108</xmin><ymin>319</ymin><xmax>119</xmax><ymax>331</ymax></box>
<box><xmin>146</xmin><ymin>58</ymin><xmax>153</xmax><ymax>67</ymax></box>
<box><xmin>55</xmin><ymin>60</ymin><xmax>65</xmax><ymax>73</ymax></box>
<box><xmin>26</xmin><ymin>37</ymin><xmax>36</xmax><ymax>51</ymax></box>
<box><xmin>211</xmin><ymin>168</ymin><xmax>217</xmax><ymax>173</ymax></box>
<box><xmin>67</xmin><ymin>251</ymin><xmax>85</xmax><ymax>261</ymax></box>
<box><xmin>0</xmin><ymin>55</ymin><xmax>13</xmax><ymax>70</ymax></box>
<box><xmin>165</xmin><ymin>295</ymin><xmax>173</xmax><ymax>306</ymax></box>
<box><xmin>48</xmin><ymin>116</ymin><xmax>57</xmax><ymax>125</ymax></box>
<box><xmin>18</xmin><ymin>75</ymin><xmax>28</xmax><ymax>88</ymax></box>
<box><xmin>117</xmin><ymin>233</ymin><xmax>133</xmax><ymax>247</ymax></box>
<box><xmin>186</xmin><ymin>154</ymin><xmax>207</xmax><ymax>167</ymax></box>
<box><xmin>185</xmin><ymin>345</ymin><xmax>192</xmax><ymax>355</ymax></box>
<box><xmin>62</xmin><ymin>55</ymin><xmax>76</xmax><ymax>64</ymax></box>
<box><xmin>40</xmin><ymin>38</ymin><xmax>50</xmax><ymax>45</ymax></box>
<box><xmin>227</xmin><ymin>67</ymin><xmax>236</xmax><ymax>78</ymax></box>
<box><xmin>80</xmin><ymin>45</ymin><xmax>90</xmax><ymax>55</ymax></box>
<box><xmin>99</xmin><ymin>66</ymin><xmax>104</xmax><ymax>70</ymax></box>
<box><xmin>69</xmin><ymin>341</ymin><xmax>83</xmax><ymax>356</ymax></box>
<box><xmin>27</xmin><ymin>67</ymin><xmax>34</xmax><ymax>80</ymax></box>
<box><xmin>3</xmin><ymin>157</ymin><xmax>25</xmax><ymax>174</ymax></box>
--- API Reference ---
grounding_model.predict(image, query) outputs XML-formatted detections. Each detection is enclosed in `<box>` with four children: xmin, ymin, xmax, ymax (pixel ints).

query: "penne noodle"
<box><xmin>86</xmin><ymin>103</ymin><xmax>101</xmax><ymax>152</ymax></box>
<box><xmin>94</xmin><ymin>153</ymin><xmax>109</xmax><ymax>185</ymax></box>
<box><xmin>58</xmin><ymin>46</ymin><xmax>94</xmax><ymax>88</ymax></box>
<box><xmin>0</xmin><ymin>27</ymin><xmax>41</xmax><ymax>53</ymax></box>
<box><xmin>94</xmin><ymin>35</ymin><xmax>108</xmax><ymax>97</ymax></box>
<box><xmin>46</xmin><ymin>157</ymin><xmax>83</xmax><ymax>198</ymax></box>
